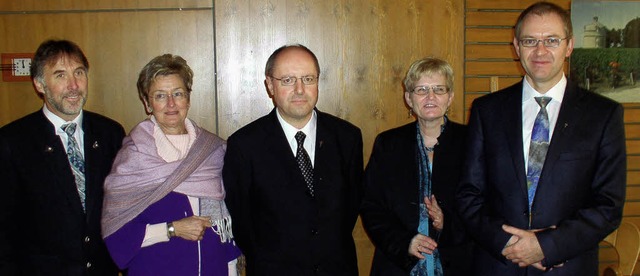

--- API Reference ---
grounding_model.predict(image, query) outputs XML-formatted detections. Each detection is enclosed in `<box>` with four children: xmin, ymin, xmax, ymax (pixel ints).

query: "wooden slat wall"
<box><xmin>465</xmin><ymin>1</ymin><xmax>640</xmax><ymax>274</ymax></box>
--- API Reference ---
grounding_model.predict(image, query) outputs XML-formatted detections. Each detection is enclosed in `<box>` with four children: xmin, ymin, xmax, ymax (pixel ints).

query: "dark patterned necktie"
<box><xmin>295</xmin><ymin>131</ymin><xmax>314</xmax><ymax>197</ymax></box>
<box><xmin>526</xmin><ymin>96</ymin><xmax>551</xmax><ymax>211</ymax></box>
<box><xmin>62</xmin><ymin>123</ymin><xmax>86</xmax><ymax>211</ymax></box>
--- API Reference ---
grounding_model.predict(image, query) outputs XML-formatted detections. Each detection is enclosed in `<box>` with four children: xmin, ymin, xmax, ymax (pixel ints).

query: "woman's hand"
<box><xmin>409</xmin><ymin>234</ymin><xmax>438</xmax><ymax>259</ymax></box>
<box><xmin>171</xmin><ymin>216</ymin><xmax>212</xmax><ymax>241</ymax></box>
<box><xmin>425</xmin><ymin>195</ymin><xmax>443</xmax><ymax>231</ymax></box>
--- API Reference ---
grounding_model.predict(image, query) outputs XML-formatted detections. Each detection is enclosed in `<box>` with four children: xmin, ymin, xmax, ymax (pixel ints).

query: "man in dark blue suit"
<box><xmin>0</xmin><ymin>40</ymin><xmax>124</xmax><ymax>275</ymax></box>
<box><xmin>223</xmin><ymin>44</ymin><xmax>363</xmax><ymax>275</ymax></box>
<box><xmin>456</xmin><ymin>2</ymin><xmax>626</xmax><ymax>275</ymax></box>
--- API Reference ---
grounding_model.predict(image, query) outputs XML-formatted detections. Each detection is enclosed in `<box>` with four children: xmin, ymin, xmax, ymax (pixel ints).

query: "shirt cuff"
<box><xmin>141</xmin><ymin>222</ymin><xmax>170</xmax><ymax>247</ymax></box>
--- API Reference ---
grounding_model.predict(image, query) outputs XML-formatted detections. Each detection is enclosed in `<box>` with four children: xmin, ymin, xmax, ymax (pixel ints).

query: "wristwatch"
<box><xmin>167</xmin><ymin>222</ymin><xmax>176</xmax><ymax>239</ymax></box>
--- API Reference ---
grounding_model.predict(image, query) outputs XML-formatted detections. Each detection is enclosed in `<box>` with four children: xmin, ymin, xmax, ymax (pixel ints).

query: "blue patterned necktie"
<box><xmin>295</xmin><ymin>131</ymin><xmax>314</xmax><ymax>197</ymax></box>
<box><xmin>526</xmin><ymin>97</ymin><xmax>551</xmax><ymax>213</ymax></box>
<box><xmin>62</xmin><ymin>123</ymin><xmax>86</xmax><ymax>211</ymax></box>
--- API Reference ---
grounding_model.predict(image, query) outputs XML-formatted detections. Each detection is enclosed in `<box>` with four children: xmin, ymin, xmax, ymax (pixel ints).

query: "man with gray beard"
<box><xmin>0</xmin><ymin>39</ymin><xmax>124</xmax><ymax>275</ymax></box>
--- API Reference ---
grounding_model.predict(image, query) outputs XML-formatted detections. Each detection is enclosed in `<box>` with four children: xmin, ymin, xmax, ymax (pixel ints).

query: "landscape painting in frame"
<box><xmin>570</xmin><ymin>0</ymin><xmax>640</xmax><ymax>103</ymax></box>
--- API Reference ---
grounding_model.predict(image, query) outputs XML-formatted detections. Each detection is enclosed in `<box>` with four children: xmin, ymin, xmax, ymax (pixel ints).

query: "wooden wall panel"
<box><xmin>626</xmin><ymin>124</ymin><xmax>640</xmax><ymax>139</ymax></box>
<box><xmin>630</xmin><ymin>156</ymin><xmax>640</xmax><ymax>170</ymax></box>
<box><xmin>0</xmin><ymin>0</ymin><xmax>212</xmax><ymax>11</ymax></box>
<box><xmin>0</xmin><ymin>6</ymin><xmax>215</xmax><ymax>133</ymax></box>
<box><xmin>465</xmin><ymin>61</ymin><xmax>524</xmax><ymax>76</ymax></box>
<box><xmin>215</xmin><ymin>0</ymin><xmax>465</xmax><ymax>141</ymax></box>
<box><xmin>465</xmin><ymin>28</ymin><xmax>512</xmax><ymax>43</ymax></box>
<box><xmin>466</xmin><ymin>0</ymin><xmax>570</xmax><ymax>10</ymax></box>
<box><xmin>466</xmin><ymin>44</ymin><xmax>515</xmax><ymax>59</ymax></box>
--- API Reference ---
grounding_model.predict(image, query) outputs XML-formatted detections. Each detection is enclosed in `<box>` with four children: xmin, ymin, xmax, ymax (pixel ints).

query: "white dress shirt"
<box><xmin>521</xmin><ymin>75</ymin><xmax>566</xmax><ymax>170</ymax></box>
<box><xmin>43</xmin><ymin>104</ymin><xmax>85</xmax><ymax>158</ymax></box>
<box><xmin>277</xmin><ymin>109</ymin><xmax>318</xmax><ymax>166</ymax></box>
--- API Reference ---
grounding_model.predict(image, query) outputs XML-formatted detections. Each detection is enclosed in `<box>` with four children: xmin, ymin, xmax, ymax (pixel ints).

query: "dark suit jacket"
<box><xmin>361</xmin><ymin>120</ymin><xmax>473</xmax><ymax>276</ymax></box>
<box><xmin>456</xmin><ymin>81</ymin><xmax>626</xmax><ymax>276</ymax></box>
<box><xmin>0</xmin><ymin>110</ymin><xmax>124</xmax><ymax>276</ymax></box>
<box><xmin>223</xmin><ymin>109</ymin><xmax>363</xmax><ymax>276</ymax></box>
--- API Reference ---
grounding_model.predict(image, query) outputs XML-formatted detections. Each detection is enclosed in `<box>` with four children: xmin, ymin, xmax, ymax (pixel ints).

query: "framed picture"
<box><xmin>570</xmin><ymin>0</ymin><xmax>640</xmax><ymax>103</ymax></box>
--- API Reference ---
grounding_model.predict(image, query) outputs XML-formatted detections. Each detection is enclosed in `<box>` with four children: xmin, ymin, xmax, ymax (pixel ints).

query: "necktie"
<box><xmin>526</xmin><ymin>97</ymin><xmax>551</xmax><ymax>211</ymax></box>
<box><xmin>295</xmin><ymin>131</ymin><xmax>314</xmax><ymax>197</ymax></box>
<box><xmin>62</xmin><ymin>123</ymin><xmax>86</xmax><ymax>211</ymax></box>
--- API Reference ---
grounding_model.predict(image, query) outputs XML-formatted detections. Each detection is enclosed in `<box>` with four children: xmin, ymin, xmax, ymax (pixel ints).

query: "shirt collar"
<box><xmin>42</xmin><ymin>104</ymin><xmax>84</xmax><ymax>135</ymax></box>
<box><xmin>276</xmin><ymin>109</ymin><xmax>317</xmax><ymax>139</ymax></box>
<box><xmin>522</xmin><ymin>74</ymin><xmax>567</xmax><ymax>104</ymax></box>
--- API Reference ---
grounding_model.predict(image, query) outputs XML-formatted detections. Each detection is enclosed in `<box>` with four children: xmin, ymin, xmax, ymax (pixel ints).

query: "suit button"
<box><xmin>313</xmin><ymin>265</ymin><xmax>320</xmax><ymax>272</ymax></box>
<box><xmin>86</xmin><ymin>262</ymin><xmax>92</xmax><ymax>268</ymax></box>
<box><xmin>311</xmin><ymin>229</ymin><xmax>319</xmax><ymax>235</ymax></box>
<box><xmin>84</xmin><ymin>236</ymin><xmax>90</xmax><ymax>243</ymax></box>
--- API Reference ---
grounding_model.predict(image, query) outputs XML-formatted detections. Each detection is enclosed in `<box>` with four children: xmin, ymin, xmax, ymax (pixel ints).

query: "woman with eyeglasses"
<box><xmin>101</xmin><ymin>54</ymin><xmax>240</xmax><ymax>275</ymax></box>
<box><xmin>361</xmin><ymin>57</ymin><xmax>473</xmax><ymax>276</ymax></box>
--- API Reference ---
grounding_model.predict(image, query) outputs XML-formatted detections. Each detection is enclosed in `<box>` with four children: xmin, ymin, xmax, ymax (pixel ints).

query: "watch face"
<box><xmin>12</xmin><ymin>58</ymin><xmax>31</xmax><ymax>76</ymax></box>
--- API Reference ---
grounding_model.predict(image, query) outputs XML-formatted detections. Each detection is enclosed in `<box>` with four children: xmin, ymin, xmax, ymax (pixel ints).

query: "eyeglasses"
<box><xmin>518</xmin><ymin>37</ymin><xmax>568</xmax><ymax>48</ymax></box>
<box><xmin>271</xmin><ymin>75</ymin><xmax>318</xmax><ymax>86</ymax></box>
<box><xmin>410</xmin><ymin>85</ymin><xmax>449</xmax><ymax>96</ymax></box>
<box><xmin>150</xmin><ymin>91</ymin><xmax>189</xmax><ymax>102</ymax></box>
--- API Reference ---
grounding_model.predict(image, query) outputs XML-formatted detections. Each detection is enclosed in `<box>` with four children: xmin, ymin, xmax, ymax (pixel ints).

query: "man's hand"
<box><xmin>501</xmin><ymin>224</ymin><xmax>545</xmax><ymax>267</ymax></box>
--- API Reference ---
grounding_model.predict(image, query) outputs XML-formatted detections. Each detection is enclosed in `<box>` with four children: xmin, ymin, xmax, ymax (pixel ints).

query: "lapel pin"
<box><xmin>319</xmin><ymin>140</ymin><xmax>324</xmax><ymax>148</ymax></box>
<box><xmin>93</xmin><ymin>141</ymin><xmax>99</xmax><ymax>149</ymax></box>
<box><xmin>45</xmin><ymin>146</ymin><xmax>53</xmax><ymax>153</ymax></box>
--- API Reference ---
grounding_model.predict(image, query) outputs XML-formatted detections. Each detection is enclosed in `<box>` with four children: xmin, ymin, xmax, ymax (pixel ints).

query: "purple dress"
<box><xmin>105</xmin><ymin>192</ymin><xmax>241</xmax><ymax>275</ymax></box>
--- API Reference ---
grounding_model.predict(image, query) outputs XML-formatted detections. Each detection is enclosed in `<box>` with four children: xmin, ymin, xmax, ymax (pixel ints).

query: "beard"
<box><xmin>43</xmin><ymin>85</ymin><xmax>87</xmax><ymax>117</ymax></box>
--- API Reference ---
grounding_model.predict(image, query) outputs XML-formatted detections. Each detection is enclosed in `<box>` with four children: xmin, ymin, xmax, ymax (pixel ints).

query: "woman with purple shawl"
<box><xmin>101</xmin><ymin>54</ymin><xmax>241</xmax><ymax>275</ymax></box>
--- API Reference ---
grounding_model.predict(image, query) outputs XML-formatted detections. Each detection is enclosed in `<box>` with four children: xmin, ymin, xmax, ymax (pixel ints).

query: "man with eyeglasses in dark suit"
<box><xmin>223</xmin><ymin>44</ymin><xmax>363</xmax><ymax>275</ymax></box>
<box><xmin>457</xmin><ymin>2</ymin><xmax>626</xmax><ymax>275</ymax></box>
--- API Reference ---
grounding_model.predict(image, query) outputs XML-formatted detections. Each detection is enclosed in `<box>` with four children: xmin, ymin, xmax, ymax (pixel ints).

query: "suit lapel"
<box><xmin>263</xmin><ymin>109</ymin><xmax>301</xmax><ymax>176</ymax></box>
<box><xmin>36</xmin><ymin>111</ymin><xmax>85</xmax><ymax>217</ymax></box>
<box><xmin>540</xmin><ymin>83</ymin><xmax>583</xmax><ymax>185</ymax></box>
<box><xmin>502</xmin><ymin>83</ymin><xmax>528</xmax><ymax>196</ymax></box>
<box><xmin>83</xmin><ymin>115</ymin><xmax>101</xmax><ymax>221</ymax></box>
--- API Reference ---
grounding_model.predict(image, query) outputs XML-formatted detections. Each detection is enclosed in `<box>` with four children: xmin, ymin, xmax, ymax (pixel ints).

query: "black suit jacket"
<box><xmin>223</xmin><ymin>109</ymin><xmax>363</xmax><ymax>276</ymax></box>
<box><xmin>361</xmin><ymin>120</ymin><xmax>473</xmax><ymax>276</ymax></box>
<box><xmin>0</xmin><ymin>110</ymin><xmax>124</xmax><ymax>275</ymax></box>
<box><xmin>456</xmin><ymin>81</ymin><xmax>626</xmax><ymax>276</ymax></box>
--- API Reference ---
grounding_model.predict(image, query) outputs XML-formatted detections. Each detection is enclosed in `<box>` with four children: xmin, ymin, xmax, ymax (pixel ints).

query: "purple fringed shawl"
<box><xmin>101</xmin><ymin>119</ymin><xmax>228</xmax><ymax>238</ymax></box>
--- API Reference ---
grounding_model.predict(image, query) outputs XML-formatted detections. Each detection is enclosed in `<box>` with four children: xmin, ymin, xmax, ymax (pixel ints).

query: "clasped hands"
<box><xmin>501</xmin><ymin>224</ymin><xmax>561</xmax><ymax>271</ymax></box>
<box><xmin>171</xmin><ymin>216</ymin><xmax>212</xmax><ymax>241</ymax></box>
<box><xmin>409</xmin><ymin>195</ymin><xmax>443</xmax><ymax>259</ymax></box>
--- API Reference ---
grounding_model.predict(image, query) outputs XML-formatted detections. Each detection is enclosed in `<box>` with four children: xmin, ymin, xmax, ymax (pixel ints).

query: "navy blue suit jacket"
<box><xmin>456</xmin><ymin>81</ymin><xmax>626</xmax><ymax>275</ymax></box>
<box><xmin>223</xmin><ymin>108</ymin><xmax>363</xmax><ymax>276</ymax></box>
<box><xmin>0</xmin><ymin>110</ymin><xmax>124</xmax><ymax>275</ymax></box>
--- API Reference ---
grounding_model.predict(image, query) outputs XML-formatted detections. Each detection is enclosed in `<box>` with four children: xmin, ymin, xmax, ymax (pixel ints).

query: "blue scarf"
<box><xmin>410</xmin><ymin>118</ymin><xmax>446</xmax><ymax>276</ymax></box>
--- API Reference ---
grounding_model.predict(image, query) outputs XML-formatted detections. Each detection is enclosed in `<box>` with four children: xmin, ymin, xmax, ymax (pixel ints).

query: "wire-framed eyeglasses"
<box><xmin>410</xmin><ymin>85</ymin><xmax>449</xmax><ymax>96</ymax></box>
<box><xmin>518</xmin><ymin>37</ymin><xmax>568</xmax><ymax>48</ymax></box>
<box><xmin>150</xmin><ymin>91</ymin><xmax>189</xmax><ymax>102</ymax></box>
<box><xmin>271</xmin><ymin>75</ymin><xmax>318</xmax><ymax>86</ymax></box>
